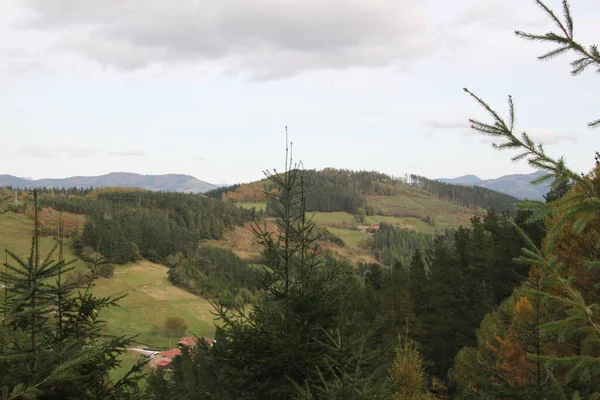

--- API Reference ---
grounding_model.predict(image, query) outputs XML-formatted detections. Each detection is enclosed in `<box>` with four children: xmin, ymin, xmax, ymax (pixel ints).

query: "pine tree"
<box><xmin>421</xmin><ymin>237</ymin><xmax>469</xmax><ymax>378</ymax></box>
<box><xmin>150</xmin><ymin>139</ymin><xmax>390</xmax><ymax>399</ymax></box>
<box><xmin>409</xmin><ymin>248</ymin><xmax>427</xmax><ymax>318</ymax></box>
<box><xmin>0</xmin><ymin>190</ymin><xmax>146</xmax><ymax>399</ymax></box>
<box><xmin>374</xmin><ymin>262</ymin><xmax>421</xmax><ymax>362</ymax></box>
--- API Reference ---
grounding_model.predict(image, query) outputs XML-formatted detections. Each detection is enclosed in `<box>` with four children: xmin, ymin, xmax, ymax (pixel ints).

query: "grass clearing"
<box><xmin>364</xmin><ymin>215</ymin><xmax>438</xmax><ymax>234</ymax></box>
<box><xmin>307</xmin><ymin>212</ymin><xmax>357</xmax><ymax>229</ymax></box>
<box><xmin>237</xmin><ymin>202</ymin><xmax>267</xmax><ymax>211</ymax></box>
<box><xmin>110</xmin><ymin>351</ymin><xmax>149</xmax><ymax>385</ymax></box>
<box><xmin>366</xmin><ymin>193</ymin><xmax>477</xmax><ymax>232</ymax></box>
<box><xmin>0</xmin><ymin>212</ymin><xmax>217</xmax><ymax>349</ymax></box>
<box><xmin>0</xmin><ymin>212</ymin><xmax>86</xmax><ymax>271</ymax></box>
<box><xmin>92</xmin><ymin>261</ymin><xmax>217</xmax><ymax>348</ymax></box>
<box><xmin>326</xmin><ymin>227</ymin><xmax>370</xmax><ymax>250</ymax></box>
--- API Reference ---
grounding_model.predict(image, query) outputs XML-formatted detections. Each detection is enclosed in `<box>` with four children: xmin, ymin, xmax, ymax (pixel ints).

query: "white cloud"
<box><xmin>423</xmin><ymin>116</ymin><xmax>470</xmax><ymax>130</ymax></box>
<box><xmin>526</xmin><ymin>129</ymin><xmax>581</xmax><ymax>145</ymax></box>
<box><xmin>423</xmin><ymin>112</ymin><xmax>581</xmax><ymax>146</ymax></box>
<box><xmin>2</xmin><ymin>0</ymin><xmax>595</xmax><ymax>80</ymax></box>
<box><xmin>11</xmin><ymin>0</ymin><xmax>433</xmax><ymax>80</ymax></box>
<box><xmin>21</xmin><ymin>145</ymin><xmax>146</xmax><ymax>158</ymax></box>
<box><xmin>54</xmin><ymin>146</ymin><xmax>103</xmax><ymax>158</ymax></box>
<box><xmin>108</xmin><ymin>150</ymin><xmax>146</xmax><ymax>157</ymax></box>
<box><xmin>21</xmin><ymin>145</ymin><xmax>57</xmax><ymax>159</ymax></box>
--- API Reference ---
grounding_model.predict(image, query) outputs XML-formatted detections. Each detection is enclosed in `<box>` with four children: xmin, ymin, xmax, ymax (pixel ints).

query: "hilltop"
<box><xmin>206</xmin><ymin>168</ymin><xmax>522</xmax><ymax>265</ymax></box>
<box><xmin>438</xmin><ymin>170</ymin><xmax>549</xmax><ymax>200</ymax></box>
<box><xmin>0</xmin><ymin>172</ymin><xmax>218</xmax><ymax>193</ymax></box>
<box><xmin>208</xmin><ymin>168</ymin><xmax>521</xmax><ymax>217</ymax></box>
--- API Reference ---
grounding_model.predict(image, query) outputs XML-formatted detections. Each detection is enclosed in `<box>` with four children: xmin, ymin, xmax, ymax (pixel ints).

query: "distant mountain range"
<box><xmin>0</xmin><ymin>173</ymin><xmax>218</xmax><ymax>194</ymax></box>
<box><xmin>0</xmin><ymin>170</ymin><xmax>551</xmax><ymax>199</ymax></box>
<box><xmin>438</xmin><ymin>171</ymin><xmax>549</xmax><ymax>200</ymax></box>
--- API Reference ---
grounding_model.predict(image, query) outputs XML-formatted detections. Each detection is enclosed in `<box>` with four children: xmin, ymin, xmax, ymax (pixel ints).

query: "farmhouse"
<box><xmin>357</xmin><ymin>225</ymin><xmax>380</xmax><ymax>233</ymax></box>
<box><xmin>148</xmin><ymin>336</ymin><xmax>215</xmax><ymax>370</ymax></box>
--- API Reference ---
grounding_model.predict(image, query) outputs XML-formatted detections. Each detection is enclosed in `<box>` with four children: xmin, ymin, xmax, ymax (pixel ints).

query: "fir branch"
<box><xmin>464</xmin><ymin>88</ymin><xmax>588</xmax><ymax>193</ymax></box>
<box><xmin>514</xmin><ymin>0</ymin><xmax>599</xmax><ymax>128</ymax></box>
<box><xmin>516</xmin><ymin>1</ymin><xmax>600</xmax><ymax>75</ymax></box>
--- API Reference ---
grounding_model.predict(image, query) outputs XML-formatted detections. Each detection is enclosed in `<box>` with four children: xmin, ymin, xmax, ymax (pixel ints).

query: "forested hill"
<box><xmin>208</xmin><ymin>168</ymin><xmax>520</xmax><ymax>214</ymax></box>
<box><xmin>410</xmin><ymin>175</ymin><xmax>520</xmax><ymax>214</ymax></box>
<box><xmin>33</xmin><ymin>187</ymin><xmax>254</xmax><ymax>264</ymax></box>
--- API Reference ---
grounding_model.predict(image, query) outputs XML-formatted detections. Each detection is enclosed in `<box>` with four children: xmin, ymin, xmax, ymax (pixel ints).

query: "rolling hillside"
<box><xmin>0</xmin><ymin>168</ymin><xmax>522</xmax><ymax>346</ymax></box>
<box><xmin>207</xmin><ymin>168</ymin><xmax>520</xmax><ymax>265</ymax></box>
<box><xmin>214</xmin><ymin>168</ymin><xmax>517</xmax><ymax>229</ymax></box>
<box><xmin>0</xmin><ymin>212</ymin><xmax>216</xmax><ymax>349</ymax></box>
<box><xmin>0</xmin><ymin>172</ymin><xmax>217</xmax><ymax>193</ymax></box>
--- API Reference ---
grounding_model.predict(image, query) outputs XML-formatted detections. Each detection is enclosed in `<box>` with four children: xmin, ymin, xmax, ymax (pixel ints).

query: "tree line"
<box><xmin>211</xmin><ymin>168</ymin><xmax>520</xmax><ymax>218</ymax></box>
<box><xmin>167</xmin><ymin>246</ymin><xmax>261</xmax><ymax>307</ymax></box>
<box><xmin>410</xmin><ymin>175</ymin><xmax>519</xmax><ymax>214</ymax></box>
<box><xmin>35</xmin><ymin>189</ymin><xmax>254</xmax><ymax>265</ymax></box>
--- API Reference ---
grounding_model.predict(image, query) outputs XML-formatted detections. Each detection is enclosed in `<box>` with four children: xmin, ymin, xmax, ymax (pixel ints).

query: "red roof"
<box><xmin>177</xmin><ymin>337</ymin><xmax>198</xmax><ymax>347</ymax></box>
<box><xmin>158</xmin><ymin>348</ymin><xmax>181</xmax><ymax>359</ymax></box>
<box><xmin>156</xmin><ymin>360</ymin><xmax>171</xmax><ymax>367</ymax></box>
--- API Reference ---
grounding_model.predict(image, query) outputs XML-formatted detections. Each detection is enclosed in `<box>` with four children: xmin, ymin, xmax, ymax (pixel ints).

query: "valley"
<box><xmin>1</xmin><ymin>0</ymin><xmax>596</xmax><ymax>396</ymax></box>
<box><xmin>1</xmin><ymin>169</ymin><xmax>511</xmax><ymax>349</ymax></box>
<box><xmin>0</xmin><ymin>165</ymin><xmax>576</xmax><ymax>397</ymax></box>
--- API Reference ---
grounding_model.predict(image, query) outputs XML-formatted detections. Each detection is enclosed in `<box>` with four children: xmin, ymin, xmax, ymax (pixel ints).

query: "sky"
<box><xmin>0</xmin><ymin>0</ymin><xmax>598</xmax><ymax>185</ymax></box>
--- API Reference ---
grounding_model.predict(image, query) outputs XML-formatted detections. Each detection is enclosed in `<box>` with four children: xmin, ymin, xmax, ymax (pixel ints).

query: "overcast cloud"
<box><xmin>0</xmin><ymin>0</ymin><xmax>598</xmax><ymax>183</ymax></box>
<box><xmin>16</xmin><ymin>0</ymin><xmax>433</xmax><ymax>79</ymax></box>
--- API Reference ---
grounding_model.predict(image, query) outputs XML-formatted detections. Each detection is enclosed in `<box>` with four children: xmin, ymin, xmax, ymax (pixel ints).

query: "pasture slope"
<box><xmin>225</xmin><ymin>170</ymin><xmax>487</xmax><ymax>253</ymax></box>
<box><xmin>0</xmin><ymin>211</ymin><xmax>218</xmax><ymax>380</ymax></box>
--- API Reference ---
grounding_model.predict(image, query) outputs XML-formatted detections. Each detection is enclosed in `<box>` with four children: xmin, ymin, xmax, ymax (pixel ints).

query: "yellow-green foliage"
<box><xmin>222</xmin><ymin>179</ymin><xmax>273</xmax><ymax>202</ymax></box>
<box><xmin>237</xmin><ymin>202</ymin><xmax>267</xmax><ymax>211</ymax></box>
<box><xmin>388</xmin><ymin>336</ymin><xmax>438</xmax><ymax>400</ymax></box>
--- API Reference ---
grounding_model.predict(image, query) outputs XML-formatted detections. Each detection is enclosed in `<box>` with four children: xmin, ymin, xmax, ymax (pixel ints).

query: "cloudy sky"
<box><xmin>0</xmin><ymin>0</ymin><xmax>598</xmax><ymax>185</ymax></box>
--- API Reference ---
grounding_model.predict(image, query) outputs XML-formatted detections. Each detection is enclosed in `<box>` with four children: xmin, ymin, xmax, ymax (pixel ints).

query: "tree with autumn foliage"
<box><xmin>453</xmin><ymin>0</ymin><xmax>600</xmax><ymax>398</ymax></box>
<box><xmin>388</xmin><ymin>335</ymin><xmax>437</xmax><ymax>400</ymax></box>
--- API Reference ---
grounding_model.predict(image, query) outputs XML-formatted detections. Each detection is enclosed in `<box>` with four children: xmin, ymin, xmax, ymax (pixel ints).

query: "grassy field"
<box><xmin>0</xmin><ymin>212</ymin><xmax>86</xmax><ymax>270</ymax></box>
<box><xmin>366</xmin><ymin>193</ymin><xmax>478</xmax><ymax>230</ymax></box>
<box><xmin>201</xmin><ymin>220</ymin><xmax>270</xmax><ymax>260</ymax></box>
<box><xmin>92</xmin><ymin>261</ymin><xmax>216</xmax><ymax>348</ymax></box>
<box><xmin>110</xmin><ymin>351</ymin><xmax>149</xmax><ymax>383</ymax></box>
<box><xmin>363</xmin><ymin>215</ymin><xmax>460</xmax><ymax>235</ymax></box>
<box><xmin>237</xmin><ymin>202</ymin><xmax>267</xmax><ymax>211</ymax></box>
<box><xmin>326</xmin><ymin>227</ymin><xmax>370</xmax><ymax>250</ymax></box>
<box><xmin>0</xmin><ymin>211</ymin><xmax>217</xmax><ymax>350</ymax></box>
<box><xmin>307</xmin><ymin>212</ymin><xmax>357</xmax><ymax>229</ymax></box>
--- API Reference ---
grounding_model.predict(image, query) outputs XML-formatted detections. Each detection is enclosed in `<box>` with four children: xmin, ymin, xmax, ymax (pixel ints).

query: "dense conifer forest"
<box><xmin>410</xmin><ymin>175</ymin><xmax>520</xmax><ymax>214</ymax></box>
<box><xmin>37</xmin><ymin>188</ymin><xmax>254</xmax><ymax>264</ymax></box>
<box><xmin>212</xmin><ymin>168</ymin><xmax>520</xmax><ymax>215</ymax></box>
